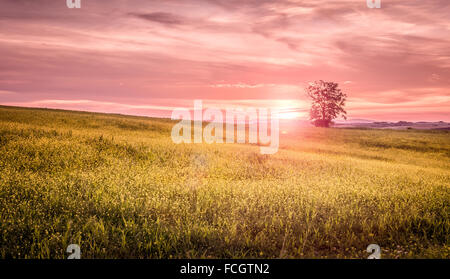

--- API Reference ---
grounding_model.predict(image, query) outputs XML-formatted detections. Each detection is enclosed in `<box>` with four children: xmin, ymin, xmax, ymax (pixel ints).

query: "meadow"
<box><xmin>0</xmin><ymin>105</ymin><xmax>448</xmax><ymax>259</ymax></box>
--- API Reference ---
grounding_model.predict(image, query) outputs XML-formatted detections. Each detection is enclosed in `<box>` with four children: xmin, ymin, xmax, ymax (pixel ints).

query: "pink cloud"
<box><xmin>0</xmin><ymin>0</ymin><xmax>449</xmax><ymax>121</ymax></box>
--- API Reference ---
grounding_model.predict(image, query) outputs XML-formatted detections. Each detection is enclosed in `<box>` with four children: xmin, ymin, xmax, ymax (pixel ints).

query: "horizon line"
<box><xmin>1</xmin><ymin>103</ymin><xmax>448</xmax><ymax>124</ymax></box>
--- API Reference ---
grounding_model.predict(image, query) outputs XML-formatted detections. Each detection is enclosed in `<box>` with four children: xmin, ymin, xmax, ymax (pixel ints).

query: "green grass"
<box><xmin>0</xmin><ymin>105</ymin><xmax>448</xmax><ymax>259</ymax></box>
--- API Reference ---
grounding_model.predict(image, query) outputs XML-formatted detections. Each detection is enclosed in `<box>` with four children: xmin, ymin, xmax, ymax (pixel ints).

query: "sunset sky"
<box><xmin>0</xmin><ymin>0</ymin><xmax>449</xmax><ymax>121</ymax></box>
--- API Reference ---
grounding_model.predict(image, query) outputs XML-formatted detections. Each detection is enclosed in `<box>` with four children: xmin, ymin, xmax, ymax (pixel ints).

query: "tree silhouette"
<box><xmin>306</xmin><ymin>80</ymin><xmax>347</xmax><ymax>127</ymax></box>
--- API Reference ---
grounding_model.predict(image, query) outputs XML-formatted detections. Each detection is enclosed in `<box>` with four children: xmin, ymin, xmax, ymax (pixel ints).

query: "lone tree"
<box><xmin>306</xmin><ymin>80</ymin><xmax>347</xmax><ymax>127</ymax></box>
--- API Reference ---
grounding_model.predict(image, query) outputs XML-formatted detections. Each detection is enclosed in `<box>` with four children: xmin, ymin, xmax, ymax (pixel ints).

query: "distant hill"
<box><xmin>334</xmin><ymin>118</ymin><xmax>375</xmax><ymax>124</ymax></box>
<box><xmin>335</xmin><ymin>120</ymin><xmax>450</xmax><ymax>130</ymax></box>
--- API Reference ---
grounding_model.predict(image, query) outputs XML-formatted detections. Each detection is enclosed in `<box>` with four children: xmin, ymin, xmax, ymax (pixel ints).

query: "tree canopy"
<box><xmin>306</xmin><ymin>80</ymin><xmax>347</xmax><ymax>127</ymax></box>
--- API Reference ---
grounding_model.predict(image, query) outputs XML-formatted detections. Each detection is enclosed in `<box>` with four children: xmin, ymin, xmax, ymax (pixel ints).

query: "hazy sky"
<box><xmin>0</xmin><ymin>0</ymin><xmax>449</xmax><ymax>121</ymax></box>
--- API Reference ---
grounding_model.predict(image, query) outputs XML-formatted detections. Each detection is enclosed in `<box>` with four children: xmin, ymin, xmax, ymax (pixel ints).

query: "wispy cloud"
<box><xmin>210</xmin><ymin>83</ymin><xmax>277</xmax><ymax>88</ymax></box>
<box><xmin>129</xmin><ymin>12</ymin><xmax>185</xmax><ymax>26</ymax></box>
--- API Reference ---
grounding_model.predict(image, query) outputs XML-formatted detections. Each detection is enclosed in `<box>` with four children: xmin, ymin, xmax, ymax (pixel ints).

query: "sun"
<box><xmin>278</xmin><ymin>111</ymin><xmax>302</xmax><ymax>120</ymax></box>
<box><xmin>271</xmin><ymin>99</ymin><xmax>308</xmax><ymax>120</ymax></box>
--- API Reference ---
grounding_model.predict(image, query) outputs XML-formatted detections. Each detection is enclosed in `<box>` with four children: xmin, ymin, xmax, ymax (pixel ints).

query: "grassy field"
<box><xmin>0</xmin><ymin>105</ymin><xmax>448</xmax><ymax>259</ymax></box>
